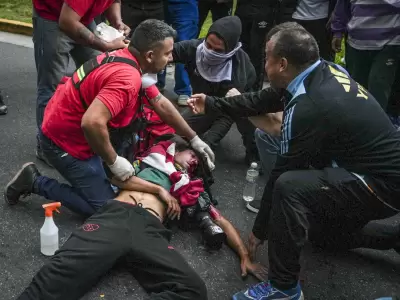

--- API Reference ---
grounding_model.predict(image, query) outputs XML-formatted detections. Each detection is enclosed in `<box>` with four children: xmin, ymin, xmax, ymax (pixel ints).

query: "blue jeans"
<box><xmin>32</xmin><ymin>9</ymin><xmax>100</xmax><ymax>128</ymax></box>
<box><xmin>34</xmin><ymin>132</ymin><xmax>116</xmax><ymax>216</ymax></box>
<box><xmin>255</xmin><ymin>128</ymin><xmax>280</xmax><ymax>180</ymax></box>
<box><xmin>158</xmin><ymin>0</ymin><xmax>198</xmax><ymax>96</ymax></box>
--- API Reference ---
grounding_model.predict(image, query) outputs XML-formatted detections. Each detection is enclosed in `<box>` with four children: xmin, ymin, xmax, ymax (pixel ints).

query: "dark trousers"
<box><xmin>236</xmin><ymin>6</ymin><xmax>274</xmax><ymax>90</ymax></box>
<box><xmin>346</xmin><ymin>44</ymin><xmax>400</xmax><ymax>111</ymax></box>
<box><xmin>198</xmin><ymin>0</ymin><xmax>233</xmax><ymax>35</ymax></box>
<box><xmin>34</xmin><ymin>131</ymin><xmax>116</xmax><ymax>216</ymax></box>
<box><xmin>121</xmin><ymin>2</ymin><xmax>165</xmax><ymax>35</ymax></box>
<box><xmin>294</xmin><ymin>18</ymin><xmax>334</xmax><ymax>62</ymax></box>
<box><xmin>266</xmin><ymin>168</ymin><xmax>399</xmax><ymax>289</ymax></box>
<box><xmin>387</xmin><ymin>64</ymin><xmax>400</xmax><ymax>117</ymax></box>
<box><xmin>18</xmin><ymin>201</ymin><xmax>208</xmax><ymax>300</ymax></box>
<box><xmin>32</xmin><ymin>9</ymin><xmax>100</xmax><ymax>129</ymax></box>
<box><xmin>183</xmin><ymin>109</ymin><xmax>258</xmax><ymax>157</ymax></box>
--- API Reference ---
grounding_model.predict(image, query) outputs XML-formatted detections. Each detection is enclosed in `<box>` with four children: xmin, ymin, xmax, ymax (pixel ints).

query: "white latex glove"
<box><xmin>190</xmin><ymin>135</ymin><xmax>215</xmax><ymax>171</ymax></box>
<box><xmin>225</xmin><ymin>88</ymin><xmax>241</xmax><ymax>97</ymax></box>
<box><xmin>108</xmin><ymin>156</ymin><xmax>135</xmax><ymax>181</ymax></box>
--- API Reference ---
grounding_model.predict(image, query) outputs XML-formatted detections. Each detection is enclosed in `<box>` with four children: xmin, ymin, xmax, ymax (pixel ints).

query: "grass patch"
<box><xmin>0</xmin><ymin>0</ymin><xmax>32</xmax><ymax>23</ymax></box>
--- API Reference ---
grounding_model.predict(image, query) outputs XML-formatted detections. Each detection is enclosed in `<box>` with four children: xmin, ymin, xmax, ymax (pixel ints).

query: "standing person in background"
<box><xmin>120</xmin><ymin>0</ymin><xmax>166</xmax><ymax>90</ymax></box>
<box><xmin>0</xmin><ymin>90</ymin><xmax>7</xmax><ymax>115</ymax></box>
<box><xmin>33</xmin><ymin>0</ymin><xmax>130</xmax><ymax>165</ymax></box>
<box><xmin>291</xmin><ymin>0</ymin><xmax>336</xmax><ymax>61</ymax></box>
<box><xmin>121</xmin><ymin>0</ymin><xmax>165</xmax><ymax>35</ymax></box>
<box><xmin>158</xmin><ymin>0</ymin><xmax>199</xmax><ymax>106</ymax></box>
<box><xmin>198</xmin><ymin>0</ymin><xmax>233</xmax><ymax>36</ymax></box>
<box><xmin>331</xmin><ymin>0</ymin><xmax>400</xmax><ymax>113</ymax></box>
<box><xmin>235</xmin><ymin>0</ymin><xmax>295</xmax><ymax>91</ymax></box>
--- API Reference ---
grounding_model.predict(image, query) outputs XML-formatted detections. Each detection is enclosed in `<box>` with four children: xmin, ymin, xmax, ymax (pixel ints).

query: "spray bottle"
<box><xmin>40</xmin><ymin>202</ymin><xmax>61</xmax><ymax>256</ymax></box>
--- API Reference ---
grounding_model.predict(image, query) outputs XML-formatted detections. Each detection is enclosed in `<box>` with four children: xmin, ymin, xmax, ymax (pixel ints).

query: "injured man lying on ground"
<box><xmin>15</xmin><ymin>135</ymin><xmax>266</xmax><ymax>300</ymax></box>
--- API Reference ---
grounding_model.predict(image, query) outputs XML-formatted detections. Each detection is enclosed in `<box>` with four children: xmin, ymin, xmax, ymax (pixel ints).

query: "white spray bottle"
<box><xmin>40</xmin><ymin>202</ymin><xmax>61</xmax><ymax>256</ymax></box>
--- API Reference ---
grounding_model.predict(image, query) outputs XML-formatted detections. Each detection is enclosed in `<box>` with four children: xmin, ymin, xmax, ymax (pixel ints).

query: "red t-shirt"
<box><xmin>33</xmin><ymin>0</ymin><xmax>114</xmax><ymax>25</ymax></box>
<box><xmin>42</xmin><ymin>48</ymin><xmax>160</xmax><ymax>160</ymax></box>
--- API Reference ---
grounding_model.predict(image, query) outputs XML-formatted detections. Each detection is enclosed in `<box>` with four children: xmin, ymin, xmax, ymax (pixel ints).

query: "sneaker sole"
<box><xmin>177</xmin><ymin>100</ymin><xmax>189</xmax><ymax>106</ymax></box>
<box><xmin>246</xmin><ymin>202</ymin><xmax>260</xmax><ymax>213</ymax></box>
<box><xmin>232</xmin><ymin>291</ymin><xmax>304</xmax><ymax>300</ymax></box>
<box><xmin>4</xmin><ymin>162</ymin><xmax>35</xmax><ymax>205</ymax></box>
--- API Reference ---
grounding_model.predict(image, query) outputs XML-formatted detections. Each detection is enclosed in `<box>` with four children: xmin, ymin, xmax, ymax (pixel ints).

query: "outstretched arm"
<box><xmin>209</xmin><ymin>206</ymin><xmax>267</xmax><ymax>281</ymax></box>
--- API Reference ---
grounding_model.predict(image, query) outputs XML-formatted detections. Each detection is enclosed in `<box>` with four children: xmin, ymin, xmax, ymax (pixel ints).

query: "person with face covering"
<box><xmin>4</xmin><ymin>20</ymin><xmax>215</xmax><ymax>217</ymax></box>
<box><xmin>175</xmin><ymin>16</ymin><xmax>260</xmax><ymax>165</ymax></box>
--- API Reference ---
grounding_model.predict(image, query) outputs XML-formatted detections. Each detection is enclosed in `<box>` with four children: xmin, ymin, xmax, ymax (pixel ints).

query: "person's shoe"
<box><xmin>177</xmin><ymin>95</ymin><xmax>189</xmax><ymax>106</ymax></box>
<box><xmin>0</xmin><ymin>91</ymin><xmax>8</xmax><ymax>115</ymax></box>
<box><xmin>4</xmin><ymin>163</ymin><xmax>41</xmax><ymax>205</ymax></box>
<box><xmin>246</xmin><ymin>199</ymin><xmax>261</xmax><ymax>213</ymax></box>
<box><xmin>232</xmin><ymin>281</ymin><xmax>304</xmax><ymax>300</ymax></box>
<box><xmin>36</xmin><ymin>145</ymin><xmax>53</xmax><ymax>167</ymax></box>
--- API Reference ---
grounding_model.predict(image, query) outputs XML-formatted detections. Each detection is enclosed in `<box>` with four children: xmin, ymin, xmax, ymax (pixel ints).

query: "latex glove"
<box><xmin>226</xmin><ymin>88</ymin><xmax>241</xmax><ymax>97</ymax></box>
<box><xmin>108</xmin><ymin>156</ymin><xmax>135</xmax><ymax>181</ymax></box>
<box><xmin>190</xmin><ymin>135</ymin><xmax>215</xmax><ymax>171</ymax></box>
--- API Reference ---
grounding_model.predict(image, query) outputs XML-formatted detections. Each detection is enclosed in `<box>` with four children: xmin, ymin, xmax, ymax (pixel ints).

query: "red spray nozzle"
<box><xmin>42</xmin><ymin>202</ymin><xmax>62</xmax><ymax>217</ymax></box>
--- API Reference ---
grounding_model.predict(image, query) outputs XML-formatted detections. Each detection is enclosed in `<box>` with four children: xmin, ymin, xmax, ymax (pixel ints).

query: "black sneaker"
<box><xmin>0</xmin><ymin>91</ymin><xmax>8</xmax><ymax>115</ymax></box>
<box><xmin>4</xmin><ymin>163</ymin><xmax>41</xmax><ymax>205</ymax></box>
<box><xmin>36</xmin><ymin>145</ymin><xmax>53</xmax><ymax>168</ymax></box>
<box><xmin>246</xmin><ymin>199</ymin><xmax>261</xmax><ymax>213</ymax></box>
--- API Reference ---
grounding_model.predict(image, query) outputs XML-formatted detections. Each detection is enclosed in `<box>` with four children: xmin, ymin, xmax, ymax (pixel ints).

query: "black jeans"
<box><xmin>121</xmin><ymin>2</ymin><xmax>165</xmax><ymax>36</ymax></box>
<box><xmin>236</xmin><ymin>5</ymin><xmax>274</xmax><ymax>90</ymax></box>
<box><xmin>18</xmin><ymin>201</ymin><xmax>208</xmax><ymax>300</ymax></box>
<box><xmin>198</xmin><ymin>0</ymin><xmax>233</xmax><ymax>35</ymax></box>
<box><xmin>294</xmin><ymin>18</ymin><xmax>334</xmax><ymax>62</ymax></box>
<box><xmin>183</xmin><ymin>109</ymin><xmax>258</xmax><ymax>157</ymax></box>
<box><xmin>266</xmin><ymin>168</ymin><xmax>399</xmax><ymax>289</ymax></box>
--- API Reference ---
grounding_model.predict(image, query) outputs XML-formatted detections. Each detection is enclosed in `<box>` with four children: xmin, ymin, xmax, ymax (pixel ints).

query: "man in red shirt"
<box><xmin>5</xmin><ymin>20</ymin><xmax>214</xmax><ymax>217</ymax></box>
<box><xmin>33</xmin><ymin>0</ymin><xmax>130</xmax><ymax>163</ymax></box>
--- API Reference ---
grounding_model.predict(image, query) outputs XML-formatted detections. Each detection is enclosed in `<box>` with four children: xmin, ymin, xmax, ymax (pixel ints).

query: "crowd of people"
<box><xmin>1</xmin><ymin>0</ymin><xmax>400</xmax><ymax>299</ymax></box>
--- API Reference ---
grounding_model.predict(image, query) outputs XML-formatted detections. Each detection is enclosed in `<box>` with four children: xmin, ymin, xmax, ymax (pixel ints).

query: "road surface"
<box><xmin>0</xmin><ymin>36</ymin><xmax>399</xmax><ymax>300</ymax></box>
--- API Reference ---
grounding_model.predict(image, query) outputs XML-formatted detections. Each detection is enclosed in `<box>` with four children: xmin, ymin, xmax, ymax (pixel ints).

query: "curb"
<box><xmin>0</xmin><ymin>18</ymin><xmax>32</xmax><ymax>36</ymax></box>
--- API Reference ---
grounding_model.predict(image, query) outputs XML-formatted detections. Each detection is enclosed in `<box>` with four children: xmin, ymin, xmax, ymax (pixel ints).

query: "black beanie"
<box><xmin>206</xmin><ymin>16</ymin><xmax>242</xmax><ymax>52</ymax></box>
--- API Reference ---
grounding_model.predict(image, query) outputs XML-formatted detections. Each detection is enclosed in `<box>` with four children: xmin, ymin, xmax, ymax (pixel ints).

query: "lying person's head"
<box><xmin>129</xmin><ymin>19</ymin><xmax>176</xmax><ymax>74</ymax></box>
<box><xmin>156</xmin><ymin>134</ymin><xmax>214</xmax><ymax>185</ymax></box>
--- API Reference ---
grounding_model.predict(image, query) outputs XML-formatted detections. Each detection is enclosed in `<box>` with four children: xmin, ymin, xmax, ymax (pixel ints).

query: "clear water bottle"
<box><xmin>243</xmin><ymin>162</ymin><xmax>259</xmax><ymax>203</ymax></box>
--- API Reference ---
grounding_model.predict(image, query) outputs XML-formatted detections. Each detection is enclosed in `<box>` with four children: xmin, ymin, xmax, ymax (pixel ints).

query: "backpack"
<box><xmin>70</xmin><ymin>51</ymin><xmax>174</xmax><ymax>162</ymax></box>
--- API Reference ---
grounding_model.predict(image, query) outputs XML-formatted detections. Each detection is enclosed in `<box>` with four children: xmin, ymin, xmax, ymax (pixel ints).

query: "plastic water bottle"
<box><xmin>40</xmin><ymin>202</ymin><xmax>61</xmax><ymax>256</ymax></box>
<box><xmin>243</xmin><ymin>162</ymin><xmax>259</xmax><ymax>203</ymax></box>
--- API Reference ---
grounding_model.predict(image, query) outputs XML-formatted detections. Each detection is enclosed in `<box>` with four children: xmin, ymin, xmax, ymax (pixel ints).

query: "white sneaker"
<box><xmin>177</xmin><ymin>95</ymin><xmax>189</xmax><ymax>106</ymax></box>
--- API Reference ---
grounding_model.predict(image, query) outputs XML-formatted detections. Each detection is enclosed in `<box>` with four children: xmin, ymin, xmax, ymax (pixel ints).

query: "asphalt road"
<box><xmin>0</xmin><ymin>40</ymin><xmax>400</xmax><ymax>300</ymax></box>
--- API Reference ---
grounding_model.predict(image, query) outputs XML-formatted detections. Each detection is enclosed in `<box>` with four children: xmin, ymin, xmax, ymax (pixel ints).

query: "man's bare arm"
<box><xmin>105</xmin><ymin>0</ymin><xmax>122</xmax><ymax>27</ymax></box>
<box><xmin>58</xmin><ymin>3</ymin><xmax>123</xmax><ymax>51</ymax></box>
<box><xmin>249</xmin><ymin>112</ymin><xmax>283</xmax><ymax>136</ymax></box>
<box><xmin>81</xmin><ymin>99</ymin><xmax>117</xmax><ymax>165</ymax></box>
<box><xmin>213</xmin><ymin>214</ymin><xmax>250</xmax><ymax>261</ymax></box>
<box><xmin>150</xmin><ymin>93</ymin><xmax>197</xmax><ymax>139</ymax></box>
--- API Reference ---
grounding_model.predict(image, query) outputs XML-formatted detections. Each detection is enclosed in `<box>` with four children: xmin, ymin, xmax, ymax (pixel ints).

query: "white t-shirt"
<box><xmin>292</xmin><ymin>0</ymin><xmax>329</xmax><ymax>20</ymax></box>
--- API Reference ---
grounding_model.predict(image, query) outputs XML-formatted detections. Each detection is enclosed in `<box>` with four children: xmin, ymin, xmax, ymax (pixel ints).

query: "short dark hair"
<box><xmin>129</xmin><ymin>19</ymin><xmax>176</xmax><ymax>53</ymax></box>
<box><xmin>269</xmin><ymin>28</ymin><xmax>320</xmax><ymax>69</ymax></box>
<box><xmin>266</xmin><ymin>22</ymin><xmax>306</xmax><ymax>41</ymax></box>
